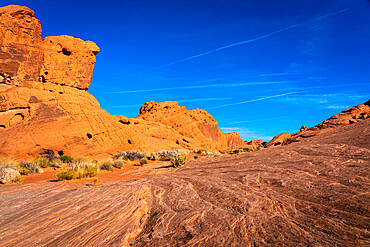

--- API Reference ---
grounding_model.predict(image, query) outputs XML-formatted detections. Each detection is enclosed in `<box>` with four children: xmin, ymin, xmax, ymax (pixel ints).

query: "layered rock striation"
<box><xmin>0</xmin><ymin>5</ymin><xmax>243</xmax><ymax>160</ymax></box>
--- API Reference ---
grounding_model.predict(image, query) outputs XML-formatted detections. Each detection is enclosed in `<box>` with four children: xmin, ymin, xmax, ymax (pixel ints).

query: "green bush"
<box><xmin>100</xmin><ymin>161</ymin><xmax>114</xmax><ymax>172</ymax></box>
<box><xmin>170</xmin><ymin>156</ymin><xmax>187</xmax><ymax>168</ymax></box>
<box><xmin>140</xmin><ymin>158</ymin><xmax>149</xmax><ymax>165</ymax></box>
<box><xmin>59</xmin><ymin>155</ymin><xmax>73</xmax><ymax>164</ymax></box>
<box><xmin>19</xmin><ymin>168</ymin><xmax>31</xmax><ymax>176</ymax></box>
<box><xmin>32</xmin><ymin>157</ymin><xmax>50</xmax><ymax>168</ymax></box>
<box><xmin>11</xmin><ymin>175</ymin><xmax>23</xmax><ymax>184</ymax></box>
<box><xmin>57</xmin><ymin>170</ymin><xmax>76</xmax><ymax>181</ymax></box>
<box><xmin>85</xmin><ymin>165</ymin><xmax>98</xmax><ymax>177</ymax></box>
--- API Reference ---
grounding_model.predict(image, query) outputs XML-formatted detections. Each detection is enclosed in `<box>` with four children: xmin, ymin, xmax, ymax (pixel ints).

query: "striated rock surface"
<box><xmin>0</xmin><ymin>5</ymin><xmax>244</xmax><ymax>160</ymax></box>
<box><xmin>0</xmin><ymin>118</ymin><xmax>368</xmax><ymax>246</ymax></box>
<box><xmin>284</xmin><ymin>100</ymin><xmax>370</xmax><ymax>145</ymax></box>
<box><xmin>137</xmin><ymin>101</ymin><xmax>244</xmax><ymax>151</ymax></box>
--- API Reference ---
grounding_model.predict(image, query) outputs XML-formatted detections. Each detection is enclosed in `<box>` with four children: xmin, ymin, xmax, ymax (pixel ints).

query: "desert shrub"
<box><xmin>32</xmin><ymin>157</ymin><xmax>50</xmax><ymax>168</ymax></box>
<box><xmin>19</xmin><ymin>161</ymin><xmax>40</xmax><ymax>173</ymax></box>
<box><xmin>59</xmin><ymin>155</ymin><xmax>73</xmax><ymax>164</ymax></box>
<box><xmin>0</xmin><ymin>156</ymin><xmax>19</xmax><ymax>169</ymax></box>
<box><xmin>70</xmin><ymin>157</ymin><xmax>91</xmax><ymax>170</ymax></box>
<box><xmin>49</xmin><ymin>159</ymin><xmax>63</xmax><ymax>168</ymax></box>
<box><xmin>11</xmin><ymin>175</ymin><xmax>23</xmax><ymax>184</ymax></box>
<box><xmin>85</xmin><ymin>165</ymin><xmax>98</xmax><ymax>177</ymax></box>
<box><xmin>100</xmin><ymin>161</ymin><xmax>114</xmax><ymax>172</ymax></box>
<box><xmin>140</xmin><ymin>158</ymin><xmax>149</xmax><ymax>165</ymax></box>
<box><xmin>170</xmin><ymin>156</ymin><xmax>187</xmax><ymax>168</ymax></box>
<box><xmin>93</xmin><ymin>177</ymin><xmax>99</xmax><ymax>185</ymax></box>
<box><xmin>114</xmin><ymin>151</ymin><xmax>146</xmax><ymax>161</ymax></box>
<box><xmin>113</xmin><ymin>160</ymin><xmax>125</xmax><ymax>169</ymax></box>
<box><xmin>19</xmin><ymin>168</ymin><xmax>31</xmax><ymax>176</ymax></box>
<box><xmin>154</xmin><ymin>150</ymin><xmax>178</xmax><ymax>161</ymax></box>
<box><xmin>57</xmin><ymin>170</ymin><xmax>76</xmax><ymax>181</ymax></box>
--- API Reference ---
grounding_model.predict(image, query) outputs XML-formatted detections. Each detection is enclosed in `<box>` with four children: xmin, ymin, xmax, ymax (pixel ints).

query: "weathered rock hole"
<box><xmin>58</xmin><ymin>150</ymin><xmax>64</xmax><ymax>156</ymax></box>
<box><xmin>87</xmin><ymin>133</ymin><xmax>92</xmax><ymax>139</ymax></box>
<box><xmin>183</xmin><ymin>138</ymin><xmax>189</xmax><ymax>143</ymax></box>
<box><xmin>59</xmin><ymin>92</ymin><xmax>63</xmax><ymax>94</ymax></box>
<box><xmin>9</xmin><ymin>114</ymin><xmax>24</xmax><ymax>127</ymax></box>
<box><xmin>44</xmin><ymin>71</ymin><xmax>48</xmax><ymax>75</ymax></box>
<box><xmin>176</xmin><ymin>140</ymin><xmax>180</xmax><ymax>145</ymax></box>
<box><xmin>0</xmin><ymin>125</ymin><xmax>5</xmax><ymax>129</ymax></box>
<box><xmin>128</xmin><ymin>139</ymin><xmax>132</xmax><ymax>144</ymax></box>
<box><xmin>40</xmin><ymin>75</ymin><xmax>46</xmax><ymax>82</ymax></box>
<box><xmin>62</xmin><ymin>48</ymin><xmax>72</xmax><ymax>56</ymax></box>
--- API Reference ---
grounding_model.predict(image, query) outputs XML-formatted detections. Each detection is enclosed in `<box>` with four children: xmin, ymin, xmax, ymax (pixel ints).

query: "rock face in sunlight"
<box><xmin>41</xmin><ymin>35</ymin><xmax>100</xmax><ymax>90</ymax></box>
<box><xmin>0</xmin><ymin>5</ymin><xmax>243</xmax><ymax>160</ymax></box>
<box><xmin>0</xmin><ymin>5</ymin><xmax>43</xmax><ymax>87</ymax></box>
<box><xmin>137</xmin><ymin>101</ymin><xmax>244</xmax><ymax>151</ymax></box>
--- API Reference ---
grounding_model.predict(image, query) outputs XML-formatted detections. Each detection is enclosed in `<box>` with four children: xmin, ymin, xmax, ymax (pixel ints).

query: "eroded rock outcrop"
<box><xmin>137</xmin><ymin>101</ymin><xmax>244</xmax><ymax>151</ymax></box>
<box><xmin>284</xmin><ymin>100</ymin><xmax>370</xmax><ymax>145</ymax></box>
<box><xmin>0</xmin><ymin>5</ymin><xmax>243</xmax><ymax>160</ymax></box>
<box><xmin>265</xmin><ymin>132</ymin><xmax>292</xmax><ymax>148</ymax></box>
<box><xmin>0</xmin><ymin>5</ymin><xmax>43</xmax><ymax>87</ymax></box>
<box><xmin>40</xmin><ymin>35</ymin><xmax>100</xmax><ymax>90</ymax></box>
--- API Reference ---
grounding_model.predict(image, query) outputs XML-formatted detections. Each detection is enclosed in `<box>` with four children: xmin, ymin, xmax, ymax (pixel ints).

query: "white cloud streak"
<box><xmin>100</xmin><ymin>80</ymin><xmax>293</xmax><ymax>94</ymax></box>
<box><xmin>206</xmin><ymin>90</ymin><xmax>311</xmax><ymax>110</ymax></box>
<box><xmin>130</xmin><ymin>8</ymin><xmax>348</xmax><ymax>74</ymax></box>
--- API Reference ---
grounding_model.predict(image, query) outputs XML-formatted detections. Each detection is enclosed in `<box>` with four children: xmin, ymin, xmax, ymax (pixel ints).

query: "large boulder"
<box><xmin>0</xmin><ymin>167</ymin><xmax>20</xmax><ymax>184</ymax></box>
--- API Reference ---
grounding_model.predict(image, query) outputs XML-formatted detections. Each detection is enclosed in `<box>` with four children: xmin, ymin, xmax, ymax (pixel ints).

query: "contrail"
<box><xmin>206</xmin><ymin>90</ymin><xmax>311</xmax><ymax>110</ymax></box>
<box><xmin>100</xmin><ymin>80</ymin><xmax>293</xmax><ymax>94</ymax></box>
<box><xmin>131</xmin><ymin>8</ymin><xmax>349</xmax><ymax>74</ymax></box>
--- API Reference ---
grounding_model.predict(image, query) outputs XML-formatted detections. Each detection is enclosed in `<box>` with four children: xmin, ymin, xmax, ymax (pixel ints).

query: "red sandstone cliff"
<box><xmin>0</xmin><ymin>5</ymin><xmax>244</xmax><ymax>160</ymax></box>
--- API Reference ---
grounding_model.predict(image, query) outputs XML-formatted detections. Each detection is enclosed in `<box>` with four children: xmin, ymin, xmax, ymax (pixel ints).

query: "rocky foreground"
<box><xmin>0</xmin><ymin>118</ymin><xmax>368</xmax><ymax>246</ymax></box>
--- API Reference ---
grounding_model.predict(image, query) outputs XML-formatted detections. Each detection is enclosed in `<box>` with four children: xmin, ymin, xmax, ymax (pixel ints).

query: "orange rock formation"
<box><xmin>0</xmin><ymin>5</ymin><xmax>244</xmax><ymax>160</ymax></box>
<box><xmin>137</xmin><ymin>101</ymin><xmax>244</xmax><ymax>151</ymax></box>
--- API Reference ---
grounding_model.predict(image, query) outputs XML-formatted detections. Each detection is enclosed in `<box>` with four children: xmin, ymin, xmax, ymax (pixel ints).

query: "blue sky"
<box><xmin>3</xmin><ymin>0</ymin><xmax>370</xmax><ymax>141</ymax></box>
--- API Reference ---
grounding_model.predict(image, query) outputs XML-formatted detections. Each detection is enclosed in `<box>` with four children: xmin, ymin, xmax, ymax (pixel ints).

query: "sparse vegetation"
<box><xmin>114</xmin><ymin>151</ymin><xmax>146</xmax><ymax>161</ymax></box>
<box><xmin>19</xmin><ymin>162</ymin><xmax>39</xmax><ymax>174</ymax></box>
<box><xmin>140</xmin><ymin>158</ymin><xmax>148</xmax><ymax>165</ymax></box>
<box><xmin>59</xmin><ymin>155</ymin><xmax>73</xmax><ymax>164</ymax></box>
<box><xmin>11</xmin><ymin>175</ymin><xmax>23</xmax><ymax>184</ymax></box>
<box><xmin>32</xmin><ymin>157</ymin><xmax>50</xmax><ymax>168</ymax></box>
<box><xmin>100</xmin><ymin>161</ymin><xmax>114</xmax><ymax>172</ymax></box>
<box><xmin>113</xmin><ymin>160</ymin><xmax>125</xmax><ymax>169</ymax></box>
<box><xmin>19</xmin><ymin>167</ymin><xmax>31</xmax><ymax>176</ymax></box>
<box><xmin>57</xmin><ymin>170</ymin><xmax>76</xmax><ymax>180</ymax></box>
<box><xmin>170</xmin><ymin>156</ymin><xmax>187</xmax><ymax>168</ymax></box>
<box><xmin>229</xmin><ymin>146</ymin><xmax>263</xmax><ymax>155</ymax></box>
<box><xmin>93</xmin><ymin>177</ymin><xmax>99</xmax><ymax>185</ymax></box>
<box><xmin>0</xmin><ymin>156</ymin><xmax>19</xmax><ymax>169</ymax></box>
